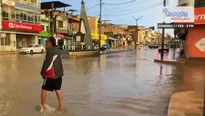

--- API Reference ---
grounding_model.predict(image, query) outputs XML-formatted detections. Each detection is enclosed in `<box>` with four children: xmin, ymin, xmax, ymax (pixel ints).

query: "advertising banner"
<box><xmin>160</xmin><ymin>6</ymin><xmax>194</xmax><ymax>23</ymax></box>
<box><xmin>2</xmin><ymin>20</ymin><xmax>42</xmax><ymax>32</ymax></box>
<box><xmin>195</xmin><ymin>8</ymin><xmax>205</xmax><ymax>24</ymax></box>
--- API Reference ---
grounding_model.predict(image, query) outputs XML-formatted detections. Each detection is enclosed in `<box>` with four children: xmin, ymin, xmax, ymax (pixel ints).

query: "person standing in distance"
<box><xmin>40</xmin><ymin>37</ymin><xmax>64</xmax><ymax>112</ymax></box>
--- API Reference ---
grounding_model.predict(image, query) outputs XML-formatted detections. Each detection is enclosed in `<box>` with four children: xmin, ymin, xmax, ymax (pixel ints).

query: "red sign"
<box><xmin>195</xmin><ymin>8</ymin><xmax>205</xmax><ymax>25</ymax></box>
<box><xmin>2</xmin><ymin>20</ymin><xmax>42</xmax><ymax>32</ymax></box>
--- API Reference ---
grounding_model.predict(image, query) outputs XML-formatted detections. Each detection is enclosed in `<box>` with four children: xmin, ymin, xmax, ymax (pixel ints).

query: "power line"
<box><xmin>86</xmin><ymin>4</ymin><xmax>99</xmax><ymax>10</ymax></box>
<box><xmin>89</xmin><ymin>0</ymin><xmax>157</xmax><ymax>17</ymax></box>
<box><xmin>103</xmin><ymin>0</ymin><xmax>158</xmax><ymax>14</ymax></box>
<box><xmin>103</xmin><ymin>2</ymin><xmax>163</xmax><ymax>17</ymax></box>
<box><xmin>103</xmin><ymin>0</ymin><xmax>137</xmax><ymax>5</ymax></box>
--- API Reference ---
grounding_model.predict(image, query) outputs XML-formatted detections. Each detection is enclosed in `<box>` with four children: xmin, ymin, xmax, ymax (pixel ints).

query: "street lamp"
<box><xmin>132</xmin><ymin>16</ymin><xmax>143</xmax><ymax>49</ymax></box>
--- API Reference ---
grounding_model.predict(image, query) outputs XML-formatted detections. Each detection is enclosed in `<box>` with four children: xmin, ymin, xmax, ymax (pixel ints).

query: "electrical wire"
<box><xmin>86</xmin><ymin>4</ymin><xmax>99</xmax><ymax>10</ymax></box>
<box><xmin>103</xmin><ymin>0</ymin><xmax>137</xmax><ymax>5</ymax></box>
<box><xmin>88</xmin><ymin>0</ymin><xmax>157</xmax><ymax>17</ymax></box>
<box><xmin>103</xmin><ymin>2</ymin><xmax>163</xmax><ymax>17</ymax></box>
<box><xmin>104</xmin><ymin>0</ymin><xmax>156</xmax><ymax>11</ymax></box>
<box><xmin>102</xmin><ymin>0</ymin><xmax>158</xmax><ymax>14</ymax></box>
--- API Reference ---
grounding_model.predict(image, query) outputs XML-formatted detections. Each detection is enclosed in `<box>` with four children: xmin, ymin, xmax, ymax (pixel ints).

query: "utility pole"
<box><xmin>173</xmin><ymin>29</ymin><xmax>177</xmax><ymax>60</ymax></box>
<box><xmin>132</xmin><ymin>16</ymin><xmax>143</xmax><ymax>49</ymax></box>
<box><xmin>99</xmin><ymin>0</ymin><xmax>102</xmax><ymax>54</ymax></box>
<box><xmin>161</xmin><ymin>0</ymin><xmax>166</xmax><ymax>60</ymax></box>
<box><xmin>68</xmin><ymin>9</ymin><xmax>77</xmax><ymax>48</ymax></box>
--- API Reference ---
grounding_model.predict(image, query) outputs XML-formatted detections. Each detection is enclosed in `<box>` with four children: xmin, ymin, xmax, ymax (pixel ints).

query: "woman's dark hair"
<box><xmin>48</xmin><ymin>37</ymin><xmax>56</xmax><ymax>46</ymax></box>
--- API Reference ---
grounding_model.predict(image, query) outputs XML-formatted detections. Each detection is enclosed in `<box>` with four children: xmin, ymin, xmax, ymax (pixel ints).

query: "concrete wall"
<box><xmin>56</xmin><ymin>15</ymin><xmax>68</xmax><ymax>30</ymax></box>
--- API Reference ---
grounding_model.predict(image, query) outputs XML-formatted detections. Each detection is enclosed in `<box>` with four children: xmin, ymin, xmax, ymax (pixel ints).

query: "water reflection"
<box><xmin>0</xmin><ymin>50</ymin><xmax>194</xmax><ymax>116</ymax></box>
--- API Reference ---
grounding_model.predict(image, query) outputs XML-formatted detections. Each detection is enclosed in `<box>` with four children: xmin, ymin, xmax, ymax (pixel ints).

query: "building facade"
<box><xmin>0</xmin><ymin>0</ymin><xmax>42</xmax><ymax>51</ymax></box>
<box><xmin>178</xmin><ymin>0</ymin><xmax>205</xmax><ymax>58</ymax></box>
<box><xmin>39</xmin><ymin>10</ymin><xmax>51</xmax><ymax>47</ymax></box>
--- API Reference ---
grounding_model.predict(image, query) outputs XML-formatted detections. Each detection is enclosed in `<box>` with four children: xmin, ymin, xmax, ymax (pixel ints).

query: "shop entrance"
<box><xmin>16</xmin><ymin>34</ymin><xmax>34</xmax><ymax>48</ymax></box>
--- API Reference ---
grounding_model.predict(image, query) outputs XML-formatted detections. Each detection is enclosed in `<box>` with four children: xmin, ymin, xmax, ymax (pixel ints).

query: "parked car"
<box><xmin>148</xmin><ymin>44</ymin><xmax>159</xmax><ymax>49</ymax></box>
<box><xmin>100</xmin><ymin>44</ymin><xmax>110</xmax><ymax>50</ymax></box>
<box><xmin>20</xmin><ymin>44</ymin><xmax>45</xmax><ymax>54</ymax></box>
<box><xmin>158</xmin><ymin>45</ymin><xmax>169</xmax><ymax>53</ymax></box>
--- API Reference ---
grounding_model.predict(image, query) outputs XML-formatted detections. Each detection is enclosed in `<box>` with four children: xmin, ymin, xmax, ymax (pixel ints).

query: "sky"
<box><xmin>41</xmin><ymin>0</ymin><xmax>178</xmax><ymax>36</ymax></box>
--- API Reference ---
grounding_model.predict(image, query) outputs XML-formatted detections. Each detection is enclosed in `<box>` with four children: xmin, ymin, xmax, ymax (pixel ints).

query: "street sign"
<box><xmin>157</xmin><ymin>23</ymin><xmax>194</xmax><ymax>29</ymax></box>
<box><xmin>195</xmin><ymin>38</ymin><xmax>205</xmax><ymax>52</ymax></box>
<box><xmin>160</xmin><ymin>6</ymin><xmax>194</xmax><ymax>23</ymax></box>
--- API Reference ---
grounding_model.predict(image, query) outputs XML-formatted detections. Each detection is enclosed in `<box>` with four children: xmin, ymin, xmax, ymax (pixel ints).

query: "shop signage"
<box><xmin>2</xmin><ymin>21</ymin><xmax>42</xmax><ymax>32</ymax></box>
<box><xmin>195</xmin><ymin>38</ymin><xmax>205</xmax><ymax>52</ymax></box>
<box><xmin>157</xmin><ymin>23</ymin><xmax>194</xmax><ymax>29</ymax></box>
<box><xmin>2</xmin><ymin>0</ymin><xmax>15</xmax><ymax>6</ymax></box>
<box><xmin>160</xmin><ymin>6</ymin><xmax>194</xmax><ymax>23</ymax></box>
<box><xmin>195</xmin><ymin>8</ymin><xmax>205</xmax><ymax>24</ymax></box>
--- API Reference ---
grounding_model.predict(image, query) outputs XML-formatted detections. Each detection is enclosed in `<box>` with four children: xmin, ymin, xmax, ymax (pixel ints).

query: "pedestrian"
<box><xmin>40</xmin><ymin>37</ymin><xmax>64</xmax><ymax>112</ymax></box>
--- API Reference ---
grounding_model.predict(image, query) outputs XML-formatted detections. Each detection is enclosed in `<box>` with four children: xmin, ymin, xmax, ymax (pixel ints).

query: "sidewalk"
<box><xmin>168</xmin><ymin>91</ymin><xmax>203</xmax><ymax>116</ymax></box>
<box><xmin>154</xmin><ymin>50</ymin><xmax>187</xmax><ymax>65</ymax></box>
<box><xmin>154</xmin><ymin>58</ymin><xmax>187</xmax><ymax>65</ymax></box>
<box><xmin>166</xmin><ymin>63</ymin><xmax>205</xmax><ymax>116</ymax></box>
<box><xmin>0</xmin><ymin>51</ymin><xmax>17</xmax><ymax>56</ymax></box>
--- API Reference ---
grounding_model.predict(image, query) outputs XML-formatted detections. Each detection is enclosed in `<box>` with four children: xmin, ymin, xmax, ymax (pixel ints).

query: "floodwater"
<box><xmin>0</xmin><ymin>48</ymin><xmax>203</xmax><ymax>116</ymax></box>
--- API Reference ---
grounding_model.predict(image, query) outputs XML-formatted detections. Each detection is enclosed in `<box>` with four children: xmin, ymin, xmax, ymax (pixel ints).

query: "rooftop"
<box><xmin>41</xmin><ymin>1</ymin><xmax>71</xmax><ymax>9</ymax></box>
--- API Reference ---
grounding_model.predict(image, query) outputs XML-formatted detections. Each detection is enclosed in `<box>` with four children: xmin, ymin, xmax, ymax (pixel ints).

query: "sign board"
<box><xmin>160</xmin><ymin>6</ymin><xmax>194</xmax><ymax>23</ymax></box>
<box><xmin>195</xmin><ymin>8</ymin><xmax>205</xmax><ymax>25</ymax></box>
<box><xmin>2</xmin><ymin>20</ymin><xmax>42</xmax><ymax>32</ymax></box>
<box><xmin>195</xmin><ymin>38</ymin><xmax>205</xmax><ymax>52</ymax></box>
<box><xmin>157</xmin><ymin>23</ymin><xmax>194</xmax><ymax>29</ymax></box>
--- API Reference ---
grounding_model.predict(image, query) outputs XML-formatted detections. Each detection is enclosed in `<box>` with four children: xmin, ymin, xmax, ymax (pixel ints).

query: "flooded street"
<box><xmin>0</xmin><ymin>48</ymin><xmax>203</xmax><ymax>116</ymax></box>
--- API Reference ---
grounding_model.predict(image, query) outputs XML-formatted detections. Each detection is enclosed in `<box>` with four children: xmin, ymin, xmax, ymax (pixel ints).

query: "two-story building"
<box><xmin>40</xmin><ymin>10</ymin><xmax>69</xmax><ymax>49</ymax></box>
<box><xmin>0</xmin><ymin>0</ymin><xmax>42</xmax><ymax>51</ymax></box>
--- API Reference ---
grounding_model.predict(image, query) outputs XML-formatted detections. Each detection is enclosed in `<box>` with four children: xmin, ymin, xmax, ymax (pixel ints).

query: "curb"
<box><xmin>66</xmin><ymin>49</ymin><xmax>134</xmax><ymax>59</ymax></box>
<box><xmin>167</xmin><ymin>91</ymin><xmax>203</xmax><ymax>116</ymax></box>
<box><xmin>0</xmin><ymin>52</ymin><xmax>17</xmax><ymax>56</ymax></box>
<box><xmin>154</xmin><ymin>59</ymin><xmax>186</xmax><ymax>65</ymax></box>
<box><xmin>100</xmin><ymin>49</ymin><xmax>134</xmax><ymax>55</ymax></box>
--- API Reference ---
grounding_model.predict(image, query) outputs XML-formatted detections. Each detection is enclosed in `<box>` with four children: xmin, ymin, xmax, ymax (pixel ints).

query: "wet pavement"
<box><xmin>0</xmin><ymin>48</ymin><xmax>203</xmax><ymax>116</ymax></box>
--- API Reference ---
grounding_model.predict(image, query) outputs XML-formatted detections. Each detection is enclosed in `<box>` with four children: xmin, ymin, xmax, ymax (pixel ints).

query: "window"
<box><xmin>41</xmin><ymin>25</ymin><xmax>45</xmax><ymax>31</ymax></box>
<box><xmin>23</xmin><ymin>13</ymin><xmax>27</xmax><ymax>21</ymax></box>
<box><xmin>15</xmin><ymin>10</ymin><xmax>20</xmax><ymax>21</ymax></box>
<box><xmin>0</xmin><ymin>34</ymin><xmax>10</xmax><ymax>46</ymax></box>
<box><xmin>2</xmin><ymin>6</ymin><xmax>9</xmax><ymax>19</ymax></box>
<box><xmin>58</xmin><ymin>20</ymin><xmax>63</xmax><ymax>28</ymax></box>
<box><xmin>11</xmin><ymin>8</ymin><xmax>15</xmax><ymax>19</ymax></box>
<box><xmin>46</xmin><ymin>26</ymin><xmax>49</xmax><ymax>31</ymax></box>
<box><xmin>1</xmin><ymin>38</ymin><xmax>4</xmax><ymax>45</ymax></box>
<box><xmin>20</xmin><ymin>12</ymin><xmax>24</xmax><ymax>20</ymax></box>
<box><xmin>14</xmin><ymin>9</ymin><xmax>40</xmax><ymax>24</ymax></box>
<box><xmin>28</xmin><ymin>13</ymin><xmax>34</xmax><ymax>23</ymax></box>
<box><xmin>5</xmin><ymin>34</ymin><xmax>10</xmax><ymax>46</ymax></box>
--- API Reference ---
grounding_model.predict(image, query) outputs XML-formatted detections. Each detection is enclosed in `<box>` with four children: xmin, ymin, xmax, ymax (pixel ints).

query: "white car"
<box><xmin>20</xmin><ymin>44</ymin><xmax>45</xmax><ymax>54</ymax></box>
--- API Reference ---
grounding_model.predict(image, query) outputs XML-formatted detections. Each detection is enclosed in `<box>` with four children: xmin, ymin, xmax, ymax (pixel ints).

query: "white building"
<box><xmin>0</xmin><ymin>0</ymin><xmax>41</xmax><ymax>52</ymax></box>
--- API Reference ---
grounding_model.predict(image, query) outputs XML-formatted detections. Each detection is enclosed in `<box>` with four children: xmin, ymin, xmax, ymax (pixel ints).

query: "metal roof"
<box><xmin>41</xmin><ymin>1</ymin><xmax>71</xmax><ymax>9</ymax></box>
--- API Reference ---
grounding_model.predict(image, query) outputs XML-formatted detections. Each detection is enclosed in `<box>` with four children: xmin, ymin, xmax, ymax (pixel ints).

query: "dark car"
<box><xmin>100</xmin><ymin>44</ymin><xmax>110</xmax><ymax>50</ymax></box>
<box><xmin>158</xmin><ymin>45</ymin><xmax>169</xmax><ymax>53</ymax></box>
<box><xmin>148</xmin><ymin>44</ymin><xmax>159</xmax><ymax>49</ymax></box>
